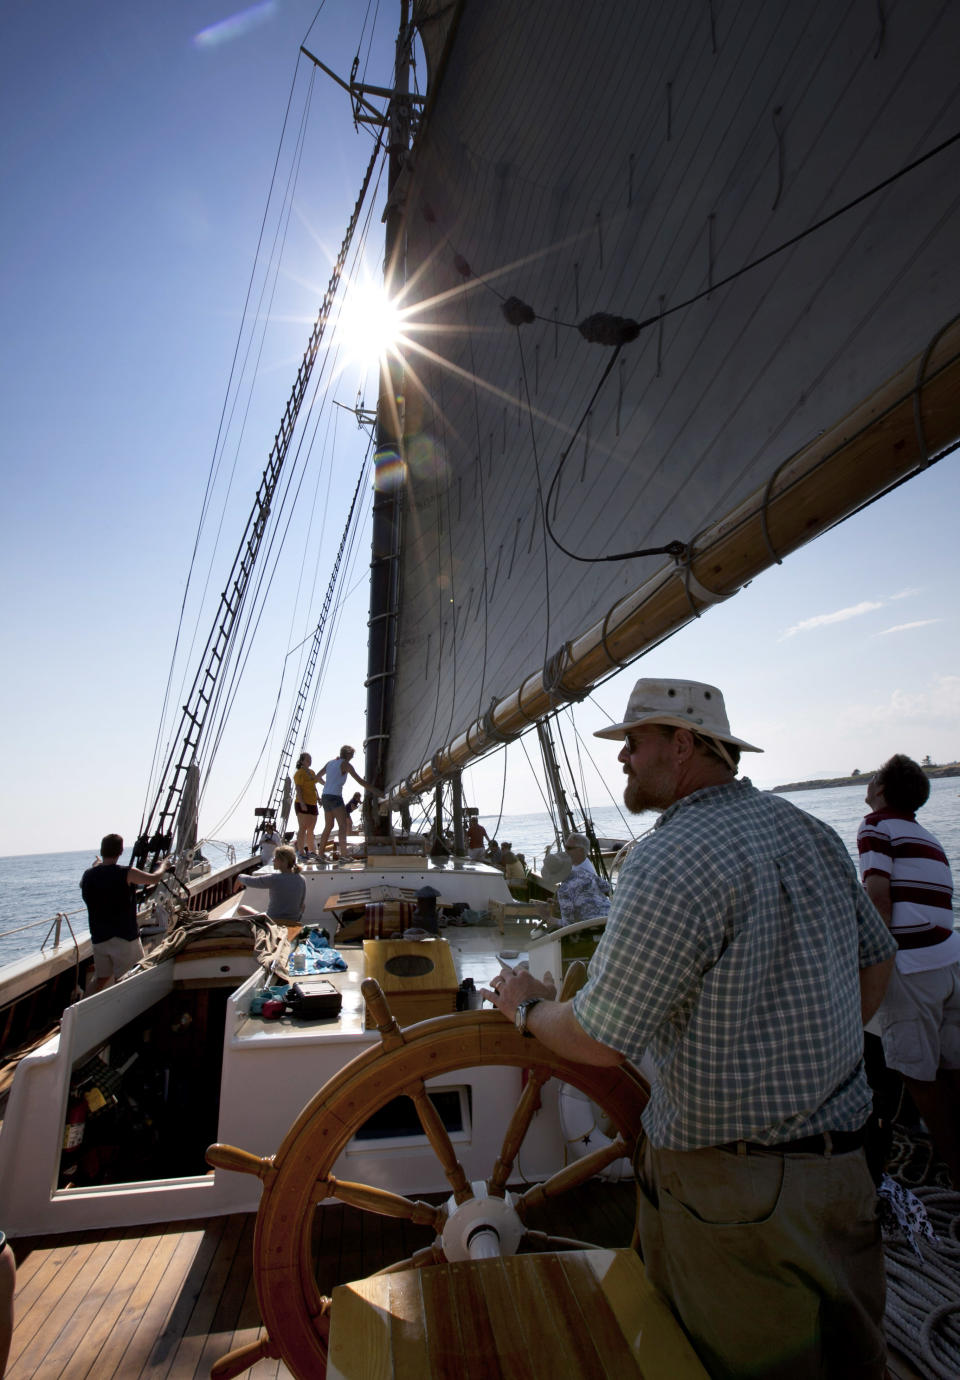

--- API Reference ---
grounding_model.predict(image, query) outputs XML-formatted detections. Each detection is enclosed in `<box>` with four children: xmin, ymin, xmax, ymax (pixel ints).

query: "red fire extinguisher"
<box><xmin>63</xmin><ymin>1095</ymin><xmax>87</xmax><ymax>1150</ymax></box>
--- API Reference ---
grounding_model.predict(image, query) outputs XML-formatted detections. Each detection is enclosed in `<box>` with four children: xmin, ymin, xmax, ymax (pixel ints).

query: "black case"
<box><xmin>285</xmin><ymin>978</ymin><xmax>343</xmax><ymax>1020</ymax></box>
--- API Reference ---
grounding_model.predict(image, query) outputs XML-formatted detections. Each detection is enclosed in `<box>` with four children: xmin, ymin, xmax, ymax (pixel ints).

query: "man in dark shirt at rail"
<box><xmin>80</xmin><ymin>833</ymin><xmax>170</xmax><ymax>993</ymax></box>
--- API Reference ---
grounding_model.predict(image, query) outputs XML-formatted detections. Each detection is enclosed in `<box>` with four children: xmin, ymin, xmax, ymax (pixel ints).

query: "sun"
<box><xmin>336</xmin><ymin>275</ymin><xmax>404</xmax><ymax>368</ymax></box>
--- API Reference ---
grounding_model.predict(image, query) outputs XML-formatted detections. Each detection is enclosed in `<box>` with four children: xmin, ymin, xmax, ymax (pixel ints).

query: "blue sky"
<box><xmin>2</xmin><ymin>2</ymin><xmax>958</xmax><ymax>856</ymax></box>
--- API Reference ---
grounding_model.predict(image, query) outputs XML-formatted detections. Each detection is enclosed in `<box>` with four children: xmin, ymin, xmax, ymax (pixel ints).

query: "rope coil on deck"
<box><xmin>881</xmin><ymin>1126</ymin><xmax>960</xmax><ymax>1380</ymax></box>
<box><xmin>884</xmin><ymin>1185</ymin><xmax>960</xmax><ymax>1380</ymax></box>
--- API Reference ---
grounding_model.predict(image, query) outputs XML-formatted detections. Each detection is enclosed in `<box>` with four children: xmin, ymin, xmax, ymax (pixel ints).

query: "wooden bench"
<box><xmin>488</xmin><ymin>899</ymin><xmax>553</xmax><ymax>934</ymax></box>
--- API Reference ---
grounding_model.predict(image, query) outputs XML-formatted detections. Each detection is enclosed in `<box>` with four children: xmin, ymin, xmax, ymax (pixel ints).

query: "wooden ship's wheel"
<box><xmin>206</xmin><ymin>965</ymin><xmax>649</xmax><ymax>1379</ymax></box>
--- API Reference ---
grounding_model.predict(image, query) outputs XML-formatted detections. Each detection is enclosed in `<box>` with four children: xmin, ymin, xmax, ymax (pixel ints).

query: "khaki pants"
<box><xmin>636</xmin><ymin>1140</ymin><xmax>887</xmax><ymax>1379</ymax></box>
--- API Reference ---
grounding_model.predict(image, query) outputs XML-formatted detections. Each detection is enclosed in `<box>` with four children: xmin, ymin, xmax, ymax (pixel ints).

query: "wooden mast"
<box><xmin>364</xmin><ymin>3</ymin><xmax>412</xmax><ymax>833</ymax></box>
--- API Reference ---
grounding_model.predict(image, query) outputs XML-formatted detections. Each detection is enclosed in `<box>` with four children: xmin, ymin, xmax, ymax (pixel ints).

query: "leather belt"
<box><xmin>717</xmin><ymin>1127</ymin><xmax>866</xmax><ymax>1157</ymax></box>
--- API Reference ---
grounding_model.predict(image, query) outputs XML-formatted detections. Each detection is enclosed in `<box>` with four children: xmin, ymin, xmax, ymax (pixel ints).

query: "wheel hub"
<box><xmin>440</xmin><ymin>1181</ymin><xmax>525</xmax><ymax>1260</ymax></box>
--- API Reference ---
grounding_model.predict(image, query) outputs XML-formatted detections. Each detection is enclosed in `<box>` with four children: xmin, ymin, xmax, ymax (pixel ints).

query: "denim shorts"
<box><xmin>321</xmin><ymin>794</ymin><xmax>345</xmax><ymax>811</ymax></box>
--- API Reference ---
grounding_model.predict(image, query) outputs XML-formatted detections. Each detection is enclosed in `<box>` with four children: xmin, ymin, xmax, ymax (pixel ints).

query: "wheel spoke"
<box><xmin>488</xmin><ymin>1065</ymin><xmax>553</xmax><ymax>1197</ymax></box>
<box><xmin>557</xmin><ymin>960</ymin><xmax>588</xmax><ymax>1000</ymax></box>
<box><xmin>514</xmin><ymin>1137</ymin><xmax>629</xmax><ymax>1217</ymax></box>
<box><xmin>361</xmin><ymin>978</ymin><xmax>404</xmax><ymax>1050</ymax></box>
<box><xmin>210</xmin><ymin>1332</ymin><xmax>282</xmax><ymax>1379</ymax></box>
<box><xmin>407</xmin><ymin>1083</ymin><xmax>473</xmax><ymax>1203</ymax></box>
<box><xmin>317</xmin><ymin>1174</ymin><xmax>447</xmax><ymax>1231</ymax></box>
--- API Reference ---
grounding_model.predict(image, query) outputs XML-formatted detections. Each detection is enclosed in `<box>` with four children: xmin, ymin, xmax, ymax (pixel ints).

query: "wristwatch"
<box><xmin>515</xmin><ymin>997</ymin><xmax>542</xmax><ymax>1038</ymax></box>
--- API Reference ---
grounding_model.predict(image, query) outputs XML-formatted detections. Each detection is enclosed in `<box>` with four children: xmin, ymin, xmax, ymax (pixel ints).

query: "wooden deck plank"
<box><xmin>154</xmin><ymin>1212</ymin><xmax>247</xmax><ymax>1379</ymax></box>
<box><xmin>6</xmin><ymin>1240</ymin><xmax>86</xmax><ymax>1366</ymax></box>
<box><xmin>107</xmin><ymin>1218</ymin><xmax>224</xmax><ymax>1377</ymax></box>
<box><xmin>5</xmin><ymin>1185</ymin><xmax>922</xmax><ymax>1380</ymax></box>
<box><xmin>69</xmin><ymin>1222</ymin><xmax>186</xmax><ymax>1380</ymax></box>
<box><xmin>191</xmin><ymin>1215</ymin><xmax>258</xmax><ymax>1380</ymax></box>
<box><xmin>144</xmin><ymin>1214</ymin><xmax>234</xmax><ymax>1376</ymax></box>
<box><xmin>39</xmin><ymin>1231</ymin><xmax>145</xmax><ymax>1379</ymax></box>
<box><xmin>223</xmin><ymin>1272</ymin><xmax>273</xmax><ymax>1378</ymax></box>
<box><xmin>7</xmin><ymin>1233</ymin><xmax>134</xmax><ymax>1379</ymax></box>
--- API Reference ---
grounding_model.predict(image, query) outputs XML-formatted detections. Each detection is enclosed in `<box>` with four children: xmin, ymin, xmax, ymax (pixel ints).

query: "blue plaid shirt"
<box><xmin>573</xmin><ymin>779</ymin><xmax>896</xmax><ymax>1149</ymax></box>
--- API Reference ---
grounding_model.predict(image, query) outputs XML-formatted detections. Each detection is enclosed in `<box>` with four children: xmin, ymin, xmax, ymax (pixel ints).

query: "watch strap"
<box><xmin>516</xmin><ymin>997</ymin><xmax>542</xmax><ymax>1037</ymax></box>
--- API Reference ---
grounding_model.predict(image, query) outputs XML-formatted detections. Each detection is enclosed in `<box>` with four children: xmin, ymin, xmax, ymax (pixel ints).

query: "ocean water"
<box><xmin>0</xmin><ymin>778</ymin><xmax>956</xmax><ymax>971</ymax></box>
<box><xmin>0</xmin><ymin>839</ymin><xmax>246</xmax><ymax>971</ymax></box>
<box><xmin>477</xmin><ymin>775</ymin><xmax>960</xmax><ymax>914</ymax></box>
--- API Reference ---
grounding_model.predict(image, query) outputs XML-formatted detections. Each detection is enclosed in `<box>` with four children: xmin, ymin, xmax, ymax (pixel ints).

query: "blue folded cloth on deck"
<box><xmin>298</xmin><ymin>933</ymin><xmax>347</xmax><ymax>973</ymax></box>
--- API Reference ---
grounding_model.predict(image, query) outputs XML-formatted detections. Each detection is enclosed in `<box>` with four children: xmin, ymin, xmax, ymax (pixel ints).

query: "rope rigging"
<box><xmin>188</xmin><ymin>160</ymin><xmax>388</xmax><ymax>844</ymax></box>
<box><xmin>249</xmin><ymin>445</ymin><xmax>374</xmax><ymax>850</ymax></box>
<box><xmin>135</xmin><ymin>130</ymin><xmax>385</xmax><ymax>868</ymax></box>
<box><xmin>141</xmin><ymin>57</ymin><xmax>322</xmax><ymax>831</ymax></box>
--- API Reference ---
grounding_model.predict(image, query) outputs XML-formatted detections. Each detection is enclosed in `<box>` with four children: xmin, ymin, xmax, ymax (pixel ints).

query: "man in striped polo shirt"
<box><xmin>858</xmin><ymin>754</ymin><xmax>960</xmax><ymax>1187</ymax></box>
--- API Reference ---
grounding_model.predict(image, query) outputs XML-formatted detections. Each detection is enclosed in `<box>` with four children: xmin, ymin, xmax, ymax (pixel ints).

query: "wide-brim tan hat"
<box><xmin>593</xmin><ymin>678</ymin><xmax>762</xmax><ymax>753</ymax></box>
<box><xmin>540</xmin><ymin>852</ymin><xmax>574</xmax><ymax>889</ymax></box>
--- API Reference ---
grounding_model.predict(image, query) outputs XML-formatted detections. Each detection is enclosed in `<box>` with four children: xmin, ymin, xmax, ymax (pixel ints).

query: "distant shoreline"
<box><xmin>773</xmin><ymin>764</ymin><xmax>960</xmax><ymax>793</ymax></box>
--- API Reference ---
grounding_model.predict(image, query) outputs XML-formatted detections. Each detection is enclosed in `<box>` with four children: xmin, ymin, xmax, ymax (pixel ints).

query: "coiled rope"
<box><xmin>883</xmin><ymin>1128</ymin><xmax>960</xmax><ymax>1379</ymax></box>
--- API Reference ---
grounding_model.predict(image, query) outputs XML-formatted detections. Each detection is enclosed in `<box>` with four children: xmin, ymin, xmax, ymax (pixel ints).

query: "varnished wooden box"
<box><xmin>326</xmin><ymin>1248</ymin><xmax>709</xmax><ymax>1378</ymax></box>
<box><xmin>362</xmin><ymin>938</ymin><xmax>458</xmax><ymax>1029</ymax></box>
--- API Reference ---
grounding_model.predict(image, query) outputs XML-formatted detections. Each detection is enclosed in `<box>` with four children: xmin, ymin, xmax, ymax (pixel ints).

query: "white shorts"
<box><xmin>93</xmin><ymin>936</ymin><xmax>144</xmax><ymax>981</ymax></box>
<box><xmin>879</xmin><ymin>961</ymin><xmax>960</xmax><ymax>1080</ymax></box>
<box><xmin>468</xmin><ymin>847</ymin><xmax>485</xmax><ymax>861</ymax></box>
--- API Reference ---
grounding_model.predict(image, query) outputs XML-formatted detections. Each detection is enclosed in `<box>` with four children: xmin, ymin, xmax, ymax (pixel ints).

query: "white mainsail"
<box><xmin>378</xmin><ymin>0</ymin><xmax>960</xmax><ymax>798</ymax></box>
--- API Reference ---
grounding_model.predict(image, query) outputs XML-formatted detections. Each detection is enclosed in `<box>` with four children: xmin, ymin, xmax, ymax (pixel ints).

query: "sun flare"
<box><xmin>337</xmin><ymin>277</ymin><xmax>404</xmax><ymax>367</ymax></box>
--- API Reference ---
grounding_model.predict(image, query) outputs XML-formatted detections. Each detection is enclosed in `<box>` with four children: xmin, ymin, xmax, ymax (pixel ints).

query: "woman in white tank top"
<box><xmin>317</xmin><ymin>745</ymin><xmax>381</xmax><ymax>858</ymax></box>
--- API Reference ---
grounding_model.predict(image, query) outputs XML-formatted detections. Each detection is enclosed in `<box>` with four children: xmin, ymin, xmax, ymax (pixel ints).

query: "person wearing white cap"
<box><xmin>484</xmin><ymin>677</ymin><xmax>897</xmax><ymax>1379</ymax></box>
<box><xmin>554</xmin><ymin>833</ymin><xmax>610</xmax><ymax>926</ymax></box>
